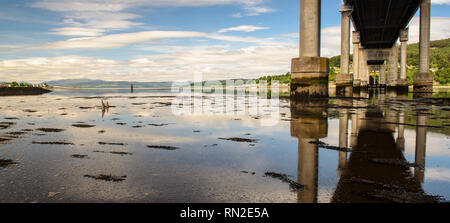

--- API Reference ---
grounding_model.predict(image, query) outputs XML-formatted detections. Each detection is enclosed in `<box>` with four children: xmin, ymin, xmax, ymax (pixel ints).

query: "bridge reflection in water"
<box><xmin>290</xmin><ymin>90</ymin><xmax>432</xmax><ymax>203</ymax></box>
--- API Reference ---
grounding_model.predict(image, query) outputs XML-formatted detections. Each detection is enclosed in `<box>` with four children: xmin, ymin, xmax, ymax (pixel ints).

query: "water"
<box><xmin>0</xmin><ymin>88</ymin><xmax>449</xmax><ymax>203</ymax></box>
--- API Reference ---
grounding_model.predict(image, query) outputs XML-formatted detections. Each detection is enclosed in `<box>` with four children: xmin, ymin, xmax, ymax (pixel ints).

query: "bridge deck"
<box><xmin>345</xmin><ymin>0</ymin><xmax>421</xmax><ymax>49</ymax></box>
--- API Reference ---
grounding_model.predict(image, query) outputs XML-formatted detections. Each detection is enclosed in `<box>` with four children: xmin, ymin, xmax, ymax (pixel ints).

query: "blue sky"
<box><xmin>0</xmin><ymin>0</ymin><xmax>449</xmax><ymax>83</ymax></box>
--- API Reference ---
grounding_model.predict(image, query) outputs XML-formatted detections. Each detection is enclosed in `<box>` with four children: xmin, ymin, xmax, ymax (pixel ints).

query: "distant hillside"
<box><xmin>45</xmin><ymin>78</ymin><xmax>258</xmax><ymax>88</ymax></box>
<box><xmin>46</xmin><ymin>79</ymin><xmax>173</xmax><ymax>88</ymax></box>
<box><xmin>328</xmin><ymin>38</ymin><xmax>450</xmax><ymax>85</ymax></box>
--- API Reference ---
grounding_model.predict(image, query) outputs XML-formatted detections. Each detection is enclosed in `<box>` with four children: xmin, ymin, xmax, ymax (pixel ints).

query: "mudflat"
<box><xmin>0</xmin><ymin>87</ymin><xmax>52</xmax><ymax>96</ymax></box>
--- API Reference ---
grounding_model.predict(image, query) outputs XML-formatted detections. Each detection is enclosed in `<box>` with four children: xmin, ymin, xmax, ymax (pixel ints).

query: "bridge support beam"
<box><xmin>398</xmin><ymin>28</ymin><xmax>409</xmax><ymax>92</ymax></box>
<box><xmin>414</xmin><ymin>0</ymin><xmax>433</xmax><ymax>93</ymax></box>
<box><xmin>336</xmin><ymin>4</ymin><xmax>353</xmax><ymax>95</ymax></box>
<box><xmin>359</xmin><ymin>49</ymin><xmax>369</xmax><ymax>87</ymax></box>
<box><xmin>379</xmin><ymin>63</ymin><xmax>386</xmax><ymax>85</ymax></box>
<box><xmin>387</xmin><ymin>44</ymin><xmax>399</xmax><ymax>88</ymax></box>
<box><xmin>352</xmin><ymin>31</ymin><xmax>360</xmax><ymax>88</ymax></box>
<box><xmin>291</xmin><ymin>0</ymin><xmax>329</xmax><ymax>98</ymax></box>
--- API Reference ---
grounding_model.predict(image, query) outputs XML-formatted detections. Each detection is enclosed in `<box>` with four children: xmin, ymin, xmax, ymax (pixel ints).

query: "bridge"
<box><xmin>290</xmin><ymin>90</ymin><xmax>431</xmax><ymax>202</ymax></box>
<box><xmin>291</xmin><ymin>0</ymin><xmax>434</xmax><ymax>98</ymax></box>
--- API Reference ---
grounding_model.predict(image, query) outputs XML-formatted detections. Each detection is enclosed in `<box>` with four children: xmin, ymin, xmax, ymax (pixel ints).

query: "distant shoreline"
<box><xmin>52</xmin><ymin>86</ymin><xmax>173</xmax><ymax>90</ymax></box>
<box><xmin>51</xmin><ymin>84</ymin><xmax>449</xmax><ymax>90</ymax></box>
<box><xmin>0</xmin><ymin>87</ymin><xmax>52</xmax><ymax>96</ymax></box>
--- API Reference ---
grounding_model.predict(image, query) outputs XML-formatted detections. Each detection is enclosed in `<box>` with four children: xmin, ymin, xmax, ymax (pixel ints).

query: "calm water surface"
<box><xmin>0</xmin><ymin>88</ymin><xmax>449</xmax><ymax>203</ymax></box>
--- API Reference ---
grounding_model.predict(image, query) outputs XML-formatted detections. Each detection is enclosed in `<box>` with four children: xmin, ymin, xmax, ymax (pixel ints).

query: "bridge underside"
<box><xmin>345</xmin><ymin>0</ymin><xmax>421</xmax><ymax>49</ymax></box>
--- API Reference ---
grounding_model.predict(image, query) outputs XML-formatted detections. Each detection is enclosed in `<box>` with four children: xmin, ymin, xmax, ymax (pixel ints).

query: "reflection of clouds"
<box><xmin>426</xmin><ymin>168</ymin><xmax>450</xmax><ymax>182</ymax></box>
<box><xmin>173</xmin><ymin>114</ymin><xmax>290</xmax><ymax>134</ymax></box>
<box><xmin>318</xmin><ymin>187</ymin><xmax>337</xmax><ymax>203</ymax></box>
<box><xmin>321</xmin><ymin>119</ymin><xmax>339</xmax><ymax>145</ymax></box>
<box><xmin>403</xmin><ymin>130</ymin><xmax>450</xmax><ymax>157</ymax></box>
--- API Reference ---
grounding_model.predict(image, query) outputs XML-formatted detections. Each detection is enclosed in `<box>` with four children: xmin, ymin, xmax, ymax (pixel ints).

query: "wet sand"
<box><xmin>0</xmin><ymin>88</ymin><xmax>449</xmax><ymax>203</ymax></box>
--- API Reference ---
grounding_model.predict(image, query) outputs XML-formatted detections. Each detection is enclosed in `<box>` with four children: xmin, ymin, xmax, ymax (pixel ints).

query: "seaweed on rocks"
<box><xmin>264</xmin><ymin>172</ymin><xmax>304</xmax><ymax>192</ymax></box>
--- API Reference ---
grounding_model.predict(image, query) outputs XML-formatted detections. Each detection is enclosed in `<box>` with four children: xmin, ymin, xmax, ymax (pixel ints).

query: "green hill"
<box><xmin>261</xmin><ymin>38</ymin><xmax>449</xmax><ymax>85</ymax></box>
<box><xmin>406</xmin><ymin>38</ymin><xmax>450</xmax><ymax>84</ymax></box>
<box><xmin>329</xmin><ymin>38</ymin><xmax>450</xmax><ymax>85</ymax></box>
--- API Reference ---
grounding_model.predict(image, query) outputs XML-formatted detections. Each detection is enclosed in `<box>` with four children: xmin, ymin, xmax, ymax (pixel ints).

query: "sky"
<box><xmin>0</xmin><ymin>0</ymin><xmax>449</xmax><ymax>83</ymax></box>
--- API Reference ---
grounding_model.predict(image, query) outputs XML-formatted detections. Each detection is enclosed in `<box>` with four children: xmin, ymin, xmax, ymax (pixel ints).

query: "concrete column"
<box><xmin>299</xmin><ymin>0</ymin><xmax>321</xmax><ymax>57</ymax></box>
<box><xmin>419</xmin><ymin>1</ymin><xmax>430</xmax><ymax>74</ymax></box>
<box><xmin>359</xmin><ymin>49</ymin><xmax>369</xmax><ymax>87</ymax></box>
<box><xmin>414</xmin><ymin>0</ymin><xmax>433</xmax><ymax>93</ymax></box>
<box><xmin>298</xmin><ymin>138</ymin><xmax>318</xmax><ymax>203</ymax></box>
<box><xmin>352</xmin><ymin>31</ymin><xmax>360</xmax><ymax>87</ymax></box>
<box><xmin>291</xmin><ymin>0</ymin><xmax>329</xmax><ymax>98</ymax></box>
<box><xmin>387</xmin><ymin>44</ymin><xmax>399</xmax><ymax>87</ymax></box>
<box><xmin>379</xmin><ymin>63</ymin><xmax>386</xmax><ymax>85</ymax></box>
<box><xmin>337</xmin><ymin>4</ymin><xmax>353</xmax><ymax>89</ymax></box>
<box><xmin>396</xmin><ymin>111</ymin><xmax>405</xmax><ymax>151</ymax></box>
<box><xmin>398</xmin><ymin>28</ymin><xmax>409</xmax><ymax>90</ymax></box>
<box><xmin>415</xmin><ymin>115</ymin><xmax>427</xmax><ymax>184</ymax></box>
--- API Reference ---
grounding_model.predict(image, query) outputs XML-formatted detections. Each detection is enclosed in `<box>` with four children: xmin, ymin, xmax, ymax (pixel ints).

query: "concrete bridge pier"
<box><xmin>387</xmin><ymin>44</ymin><xmax>399</xmax><ymax>89</ymax></box>
<box><xmin>414</xmin><ymin>0</ymin><xmax>433</xmax><ymax>93</ymax></box>
<box><xmin>359</xmin><ymin>49</ymin><xmax>369</xmax><ymax>88</ymax></box>
<box><xmin>291</xmin><ymin>0</ymin><xmax>329</xmax><ymax>98</ymax></box>
<box><xmin>398</xmin><ymin>28</ymin><xmax>409</xmax><ymax>92</ymax></box>
<box><xmin>336</xmin><ymin>3</ymin><xmax>353</xmax><ymax>96</ymax></box>
<box><xmin>352</xmin><ymin>31</ymin><xmax>361</xmax><ymax>89</ymax></box>
<box><xmin>379</xmin><ymin>63</ymin><xmax>386</xmax><ymax>85</ymax></box>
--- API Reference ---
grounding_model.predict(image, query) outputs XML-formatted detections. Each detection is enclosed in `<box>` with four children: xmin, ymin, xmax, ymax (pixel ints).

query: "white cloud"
<box><xmin>30</xmin><ymin>31</ymin><xmax>208</xmax><ymax>50</ymax></box>
<box><xmin>218</xmin><ymin>25</ymin><xmax>269</xmax><ymax>33</ymax></box>
<box><xmin>31</xmin><ymin>0</ymin><xmax>268</xmax><ymax>11</ymax></box>
<box><xmin>0</xmin><ymin>44</ymin><xmax>296</xmax><ymax>83</ymax></box>
<box><xmin>432</xmin><ymin>0</ymin><xmax>450</xmax><ymax>5</ymax></box>
<box><xmin>231</xmin><ymin>13</ymin><xmax>243</xmax><ymax>18</ymax></box>
<box><xmin>2</xmin><ymin>15</ymin><xmax>449</xmax><ymax>83</ymax></box>
<box><xmin>27</xmin><ymin>30</ymin><xmax>275</xmax><ymax>50</ymax></box>
<box><xmin>426</xmin><ymin>168</ymin><xmax>450</xmax><ymax>182</ymax></box>
<box><xmin>243</xmin><ymin>6</ymin><xmax>275</xmax><ymax>16</ymax></box>
<box><xmin>0</xmin><ymin>56</ymin><xmax>124</xmax><ymax>83</ymax></box>
<box><xmin>321</xmin><ymin>26</ymin><xmax>342</xmax><ymax>57</ymax></box>
<box><xmin>48</xmin><ymin>27</ymin><xmax>105</xmax><ymax>36</ymax></box>
<box><xmin>31</xmin><ymin>0</ymin><xmax>274</xmax><ymax>36</ymax></box>
<box><xmin>128</xmin><ymin>44</ymin><xmax>295</xmax><ymax>81</ymax></box>
<box><xmin>407</xmin><ymin>16</ymin><xmax>450</xmax><ymax>43</ymax></box>
<box><xmin>284</xmin><ymin>16</ymin><xmax>450</xmax><ymax>57</ymax></box>
<box><xmin>280</xmin><ymin>25</ymin><xmax>342</xmax><ymax>57</ymax></box>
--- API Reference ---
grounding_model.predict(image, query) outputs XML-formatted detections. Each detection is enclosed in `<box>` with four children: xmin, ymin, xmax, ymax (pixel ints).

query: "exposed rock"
<box><xmin>36</xmin><ymin>128</ymin><xmax>65</xmax><ymax>133</ymax></box>
<box><xmin>147</xmin><ymin>145</ymin><xmax>179</xmax><ymax>150</ymax></box>
<box><xmin>84</xmin><ymin>174</ymin><xmax>127</xmax><ymax>182</ymax></box>
<box><xmin>219</xmin><ymin>137</ymin><xmax>258</xmax><ymax>143</ymax></box>
<box><xmin>264</xmin><ymin>172</ymin><xmax>304</xmax><ymax>192</ymax></box>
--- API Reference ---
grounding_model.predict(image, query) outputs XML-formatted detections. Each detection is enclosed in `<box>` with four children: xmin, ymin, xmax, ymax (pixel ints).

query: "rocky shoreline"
<box><xmin>0</xmin><ymin>87</ymin><xmax>52</xmax><ymax>96</ymax></box>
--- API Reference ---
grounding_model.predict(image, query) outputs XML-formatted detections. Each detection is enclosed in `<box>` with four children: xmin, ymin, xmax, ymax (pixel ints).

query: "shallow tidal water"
<box><xmin>0</xmin><ymin>88</ymin><xmax>449</xmax><ymax>203</ymax></box>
